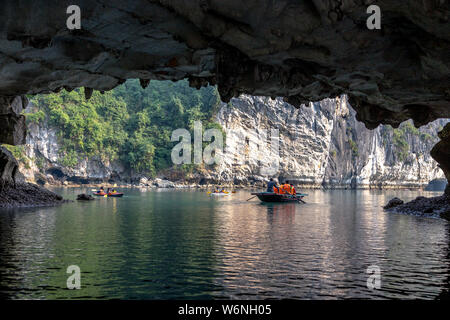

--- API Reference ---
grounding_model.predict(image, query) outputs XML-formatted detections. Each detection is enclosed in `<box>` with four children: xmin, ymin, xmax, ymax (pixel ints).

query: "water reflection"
<box><xmin>0</xmin><ymin>188</ymin><xmax>449</xmax><ymax>299</ymax></box>
<box><xmin>265</xmin><ymin>203</ymin><xmax>296</xmax><ymax>224</ymax></box>
<box><xmin>211</xmin><ymin>189</ymin><xmax>450</xmax><ymax>299</ymax></box>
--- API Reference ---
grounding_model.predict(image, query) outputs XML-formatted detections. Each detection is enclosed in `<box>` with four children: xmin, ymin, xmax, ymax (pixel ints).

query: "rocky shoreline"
<box><xmin>0</xmin><ymin>145</ymin><xmax>65</xmax><ymax>209</ymax></box>
<box><xmin>37</xmin><ymin>177</ymin><xmax>440</xmax><ymax>192</ymax></box>
<box><xmin>0</xmin><ymin>182</ymin><xmax>65</xmax><ymax>209</ymax></box>
<box><xmin>384</xmin><ymin>195</ymin><xmax>450</xmax><ymax>220</ymax></box>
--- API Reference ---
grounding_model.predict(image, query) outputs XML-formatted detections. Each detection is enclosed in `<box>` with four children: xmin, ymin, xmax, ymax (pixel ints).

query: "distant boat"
<box><xmin>251</xmin><ymin>192</ymin><xmax>307</xmax><ymax>203</ymax></box>
<box><xmin>92</xmin><ymin>191</ymin><xmax>124</xmax><ymax>197</ymax></box>
<box><xmin>107</xmin><ymin>192</ymin><xmax>124</xmax><ymax>198</ymax></box>
<box><xmin>210</xmin><ymin>192</ymin><xmax>230</xmax><ymax>196</ymax></box>
<box><xmin>93</xmin><ymin>191</ymin><xmax>107</xmax><ymax>197</ymax></box>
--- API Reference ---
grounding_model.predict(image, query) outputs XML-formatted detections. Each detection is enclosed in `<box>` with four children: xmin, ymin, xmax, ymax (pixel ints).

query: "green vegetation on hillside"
<box><xmin>348</xmin><ymin>138</ymin><xmax>359</xmax><ymax>157</ymax></box>
<box><xmin>401</xmin><ymin>121</ymin><xmax>419</xmax><ymax>136</ymax></box>
<box><xmin>392</xmin><ymin>127</ymin><xmax>410</xmax><ymax>162</ymax></box>
<box><xmin>2</xmin><ymin>144</ymin><xmax>32</xmax><ymax>169</ymax></box>
<box><xmin>28</xmin><ymin>79</ymin><xmax>222</xmax><ymax>176</ymax></box>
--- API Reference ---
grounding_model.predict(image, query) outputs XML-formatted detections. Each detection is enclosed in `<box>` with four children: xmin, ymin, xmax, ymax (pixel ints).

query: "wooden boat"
<box><xmin>107</xmin><ymin>192</ymin><xmax>124</xmax><ymax>198</ymax></box>
<box><xmin>251</xmin><ymin>192</ymin><xmax>307</xmax><ymax>203</ymax></box>
<box><xmin>93</xmin><ymin>192</ymin><xmax>107</xmax><ymax>196</ymax></box>
<box><xmin>92</xmin><ymin>191</ymin><xmax>124</xmax><ymax>197</ymax></box>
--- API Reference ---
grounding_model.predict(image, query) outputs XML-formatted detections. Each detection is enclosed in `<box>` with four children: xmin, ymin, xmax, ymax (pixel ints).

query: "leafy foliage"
<box><xmin>348</xmin><ymin>138</ymin><xmax>359</xmax><ymax>157</ymax></box>
<box><xmin>400</xmin><ymin>121</ymin><xmax>419</xmax><ymax>136</ymax></box>
<box><xmin>393</xmin><ymin>129</ymin><xmax>409</xmax><ymax>162</ymax></box>
<box><xmin>28</xmin><ymin>79</ymin><xmax>222</xmax><ymax>176</ymax></box>
<box><xmin>24</xmin><ymin>110</ymin><xmax>45</xmax><ymax>124</ymax></box>
<box><xmin>2</xmin><ymin>144</ymin><xmax>31</xmax><ymax>169</ymax></box>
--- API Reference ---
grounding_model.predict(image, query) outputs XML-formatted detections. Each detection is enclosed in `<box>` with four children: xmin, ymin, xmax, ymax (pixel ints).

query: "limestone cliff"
<box><xmin>17</xmin><ymin>97</ymin><xmax>448</xmax><ymax>190</ymax></box>
<box><xmin>203</xmin><ymin>95</ymin><xmax>448</xmax><ymax>189</ymax></box>
<box><xmin>18</xmin><ymin>104</ymin><xmax>127</xmax><ymax>185</ymax></box>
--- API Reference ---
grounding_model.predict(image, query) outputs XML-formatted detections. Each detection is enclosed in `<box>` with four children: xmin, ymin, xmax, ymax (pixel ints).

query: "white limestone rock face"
<box><xmin>209</xmin><ymin>95</ymin><xmax>447</xmax><ymax>189</ymax></box>
<box><xmin>20</xmin><ymin>104</ymin><xmax>126</xmax><ymax>184</ymax></box>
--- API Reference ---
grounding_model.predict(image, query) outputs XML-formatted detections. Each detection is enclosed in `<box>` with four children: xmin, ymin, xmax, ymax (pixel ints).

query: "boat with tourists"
<box><xmin>93</xmin><ymin>187</ymin><xmax>124</xmax><ymax>198</ymax></box>
<box><xmin>208</xmin><ymin>188</ymin><xmax>235</xmax><ymax>196</ymax></box>
<box><xmin>251</xmin><ymin>192</ymin><xmax>307</xmax><ymax>203</ymax></box>
<box><xmin>249</xmin><ymin>179</ymin><xmax>307</xmax><ymax>203</ymax></box>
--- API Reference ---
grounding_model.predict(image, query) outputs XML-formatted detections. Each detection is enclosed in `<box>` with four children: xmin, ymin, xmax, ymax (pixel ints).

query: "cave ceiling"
<box><xmin>0</xmin><ymin>0</ymin><xmax>449</xmax><ymax>129</ymax></box>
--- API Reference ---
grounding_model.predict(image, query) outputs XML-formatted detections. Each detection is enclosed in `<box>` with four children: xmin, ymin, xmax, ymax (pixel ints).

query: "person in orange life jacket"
<box><xmin>290</xmin><ymin>183</ymin><xmax>296</xmax><ymax>195</ymax></box>
<box><xmin>277</xmin><ymin>181</ymin><xmax>287</xmax><ymax>194</ymax></box>
<box><xmin>282</xmin><ymin>180</ymin><xmax>292</xmax><ymax>194</ymax></box>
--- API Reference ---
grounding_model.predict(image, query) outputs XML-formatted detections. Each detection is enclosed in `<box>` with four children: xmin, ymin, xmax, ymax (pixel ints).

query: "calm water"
<box><xmin>0</xmin><ymin>188</ymin><xmax>449</xmax><ymax>299</ymax></box>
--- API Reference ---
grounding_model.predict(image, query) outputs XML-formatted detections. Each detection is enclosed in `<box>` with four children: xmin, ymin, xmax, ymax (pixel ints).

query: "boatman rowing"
<box><xmin>266</xmin><ymin>178</ymin><xmax>277</xmax><ymax>192</ymax></box>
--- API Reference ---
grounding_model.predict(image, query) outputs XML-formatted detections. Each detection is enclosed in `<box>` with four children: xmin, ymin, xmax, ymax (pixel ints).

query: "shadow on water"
<box><xmin>0</xmin><ymin>191</ymin><xmax>224</xmax><ymax>299</ymax></box>
<box><xmin>438</xmin><ymin>224</ymin><xmax>450</xmax><ymax>300</ymax></box>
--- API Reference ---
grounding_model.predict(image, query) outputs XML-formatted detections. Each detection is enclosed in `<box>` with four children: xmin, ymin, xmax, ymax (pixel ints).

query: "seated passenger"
<box><xmin>266</xmin><ymin>178</ymin><xmax>276</xmax><ymax>193</ymax></box>
<box><xmin>278</xmin><ymin>182</ymin><xmax>286</xmax><ymax>194</ymax></box>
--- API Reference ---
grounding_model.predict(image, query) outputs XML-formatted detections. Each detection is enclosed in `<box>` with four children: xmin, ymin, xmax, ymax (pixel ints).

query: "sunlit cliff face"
<box><xmin>0</xmin><ymin>1</ymin><xmax>449</xmax><ymax>191</ymax></box>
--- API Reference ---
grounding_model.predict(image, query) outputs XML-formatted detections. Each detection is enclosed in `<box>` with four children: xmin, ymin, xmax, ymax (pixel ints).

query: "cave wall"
<box><xmin>0</xmin><ymin>96</ymin><xmax>26</xmax><ymax>145</ymax></box>
<box><xmin>0</xmin><ymin>1</ymin><xmax>448</xmax><ymax>127</ymax></box>
<box><xmin>0</xmin><ymin>96</ymin><xmax>27</xmax><ymax>191</ymax></box>
<box><xmin>431</xmin><ymin>123</ymin><xmax>450</xmax><ymax>195</ymax></box>
<box><xmin>0</xmin><ymin>1</ymin><xmax>449</xmax><ymax>194</ymax></box>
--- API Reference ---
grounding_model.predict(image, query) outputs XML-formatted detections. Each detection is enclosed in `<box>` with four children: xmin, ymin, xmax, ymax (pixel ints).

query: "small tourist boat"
<box><xmin>210</xmin><ymin>192</ymin><xmax>230</xmax><ymax>196</ymax></box>
<box><xmin>92</xmin><ymin>191</ymin><xmax>124</xmax><ymax>197</ymax></box>
<box><xmin>251</xmin><ymin>192</ymin><xmax>307</xmax><ymax>203</ymax></box>
<box><xmin>93</xmin><ymin>191</ymin><xmax>107</xmax><ymax>197</ymax></box>
<box><xmin>107</xmin><ymin>192</ymin><xmax>124</xmax><ymax>198</ymax></box>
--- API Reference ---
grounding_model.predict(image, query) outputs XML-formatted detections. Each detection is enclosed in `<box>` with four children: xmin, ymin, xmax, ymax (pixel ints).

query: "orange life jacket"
<box><xmin>280</xmin><ymin>184</ymin><xmax>290</xmax><ymax>194</ymax></box>
<box><xmin>273</xmin><ymin>186</ymin><xmax>279</xmax><ymax>194</ymax></box>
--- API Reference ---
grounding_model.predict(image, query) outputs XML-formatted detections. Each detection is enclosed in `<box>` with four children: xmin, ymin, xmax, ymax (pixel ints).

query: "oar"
<box><xmin>246</xmin><ymin>196</ymin><xmax>256</xmax><ymax>201</ymax></box>
<box><xmin>296</xmin><ymin>196</ymin><xmax>306</xmax><ymax>204</ymax></box>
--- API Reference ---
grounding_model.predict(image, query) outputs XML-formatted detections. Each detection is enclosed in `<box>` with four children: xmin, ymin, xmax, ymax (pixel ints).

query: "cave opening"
<box><xmin>46</xmin><ymin>168</ymin><xmax>65</xmax><ymax>179</ymax></box>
